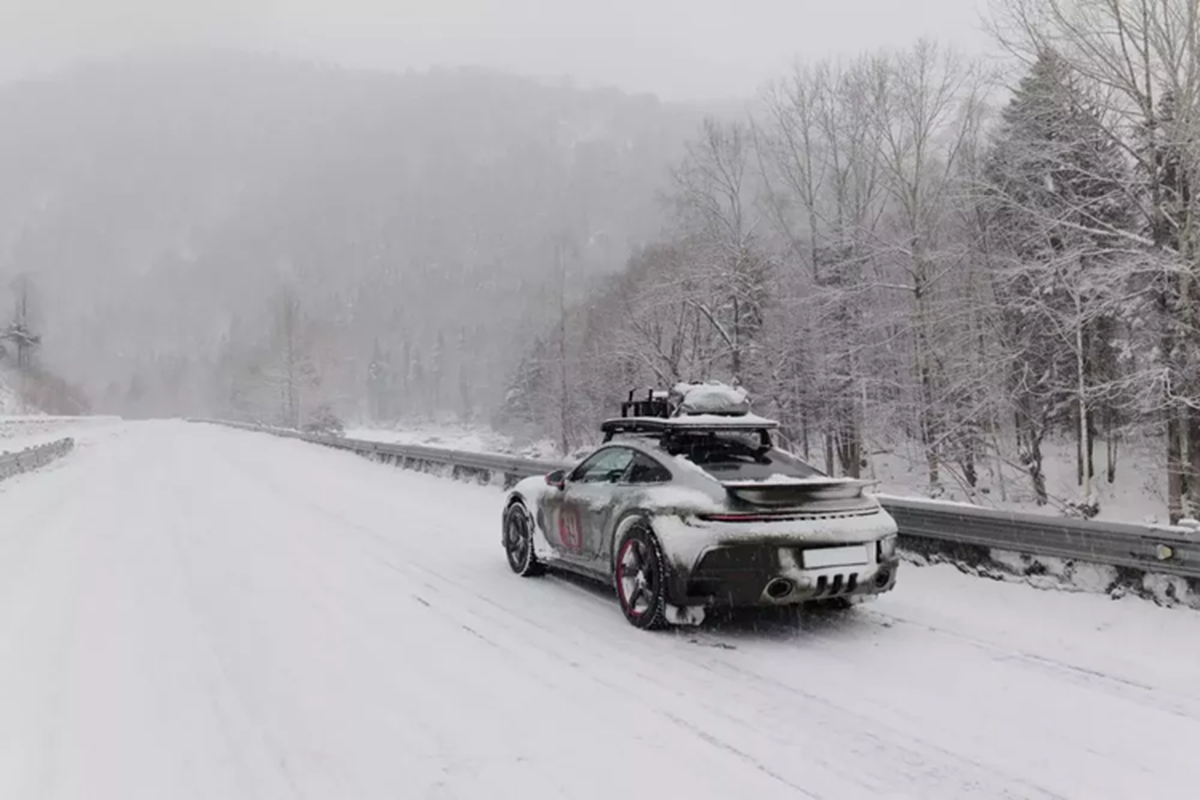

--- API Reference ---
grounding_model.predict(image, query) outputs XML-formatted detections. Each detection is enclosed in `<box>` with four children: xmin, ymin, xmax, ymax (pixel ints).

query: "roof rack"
<box><xmin>601</xmin><ymin>414</ymin><xmax>779</xmax><ymax>443</ymax></box>
<box><xmin>604</xmin><ymin>383</ymin><xmax>780</xmax><ymax>442</ymax></box>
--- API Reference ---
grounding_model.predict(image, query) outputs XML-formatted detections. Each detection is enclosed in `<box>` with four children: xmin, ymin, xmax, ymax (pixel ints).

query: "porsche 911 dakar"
<box><xmin>501</xmin><ymin>383</ymin><xmax>899</xmax><ymax>629</ymax></box>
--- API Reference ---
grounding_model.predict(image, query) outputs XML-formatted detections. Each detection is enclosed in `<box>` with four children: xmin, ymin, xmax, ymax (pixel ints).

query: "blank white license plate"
<box><xmin>802</xmin><ymin>545</ymin><xmax>870</xmax><ymax>569</ymax></box>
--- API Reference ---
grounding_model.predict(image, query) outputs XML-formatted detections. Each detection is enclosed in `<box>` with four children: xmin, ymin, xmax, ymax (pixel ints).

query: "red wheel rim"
<box><xmin>617</xmin><ymin>538</ymin><xmax>655</xmax><ymax>617</ymax></box>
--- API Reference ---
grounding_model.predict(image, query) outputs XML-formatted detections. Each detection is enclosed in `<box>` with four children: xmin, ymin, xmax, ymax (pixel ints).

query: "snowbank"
<box><xmin>864</xmin><ymin>436</ymin><xmax>1170</xmax><ymax>526</ymax></box>
<box><xmin>903</xmin><ymin>545</ymin><xmax>1200</xmax><ymax>610</ymax></box>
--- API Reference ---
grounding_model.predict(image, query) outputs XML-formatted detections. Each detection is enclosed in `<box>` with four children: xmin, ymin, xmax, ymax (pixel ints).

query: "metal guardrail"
<box><xmin>878</xmin><ymin>495</ymin><xmax>1200</xmax><ymax>581</ymax></box>
<box><xmin>200</xmin><ymin>420</ymin><xmax>560</xmax><ymax>481</ymax></box>
<box><xmin>0</xmin><ymin>438</ymin><xmax>75</xmax><ymax>483</ymax></box>
<box><xmin>195</xmin><ymin>420</ymin><xmax>1200</xmax><ymax>582</ymax></box>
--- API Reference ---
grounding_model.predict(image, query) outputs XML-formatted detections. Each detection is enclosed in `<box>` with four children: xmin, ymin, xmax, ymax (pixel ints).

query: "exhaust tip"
<box><xmin>874</xmin><ymin>569</ymin><xmax>891</xmax><ymax>588</ymax></box>
<box><xmin>766</xmin><ymin>578</ymin><xmax>794</xmax><ymax>599</ymax></box>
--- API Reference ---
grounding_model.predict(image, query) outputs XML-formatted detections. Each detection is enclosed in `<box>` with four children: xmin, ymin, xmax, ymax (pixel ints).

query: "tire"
<box><xmin>614</xmin><ymin>523</ymin><xmax>670</xmax><ymax>630</ymax></box>
<box><xmin>504</xmin><ymin>502</ymin><xmax>544</xmax><ymax>577</ymax></box>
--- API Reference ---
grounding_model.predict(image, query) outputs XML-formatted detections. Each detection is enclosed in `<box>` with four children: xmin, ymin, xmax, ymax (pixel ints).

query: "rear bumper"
<box><xmin>671</xmin><ymin>543</ymin><xmax>899</xmax><ymax>608</ymax></box>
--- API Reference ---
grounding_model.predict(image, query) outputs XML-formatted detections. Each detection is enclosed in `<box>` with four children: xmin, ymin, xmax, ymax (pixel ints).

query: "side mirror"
<box><xmin>545</xmin><ymin>470</ymin><xmax>567</xmax><ymax>490</ymax></box>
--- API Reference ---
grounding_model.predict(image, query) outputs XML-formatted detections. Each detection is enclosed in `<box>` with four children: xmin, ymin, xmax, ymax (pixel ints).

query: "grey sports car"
<box><xmin>501</xmin><ymin>385</ymin><xmax>900</xmax><ymax>629</ymax></box>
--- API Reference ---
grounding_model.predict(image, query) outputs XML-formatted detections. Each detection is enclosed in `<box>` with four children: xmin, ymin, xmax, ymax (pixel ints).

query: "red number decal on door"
<box><xmin>558</xmin><ymin>509</ymin><xmax>584</xmax><ymax>552</ymax></box>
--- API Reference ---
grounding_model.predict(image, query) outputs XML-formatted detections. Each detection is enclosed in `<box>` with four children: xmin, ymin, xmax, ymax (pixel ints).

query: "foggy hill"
<box><xmin>0</xmin><ymin>50</ymin><xmax>700</xmax><ymax>419</ymax></box>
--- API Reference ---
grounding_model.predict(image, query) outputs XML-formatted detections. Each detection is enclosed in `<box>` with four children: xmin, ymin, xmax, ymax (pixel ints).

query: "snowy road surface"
<box><xmin>0</xmin><ymin>422</ymin><xmax>1197</xmax><ymax>799</ymax></box>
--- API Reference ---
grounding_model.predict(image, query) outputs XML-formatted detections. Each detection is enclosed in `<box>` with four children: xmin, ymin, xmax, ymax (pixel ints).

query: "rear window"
<box><xmin>665</xmin><ymin>430</ymin><xmax>822</xmax><ymax>481</ymax></box>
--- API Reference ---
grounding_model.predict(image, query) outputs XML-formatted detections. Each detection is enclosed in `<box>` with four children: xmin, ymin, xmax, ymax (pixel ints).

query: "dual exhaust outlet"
<box><xmin>765</xmin><ymin>568</ymin><xmax>892</xmax><ymax>601</ymax></box>
<box><xmin>765</xmin><ymin>578</ymin><xmax>795</xmax><ymax>599</ymax></box>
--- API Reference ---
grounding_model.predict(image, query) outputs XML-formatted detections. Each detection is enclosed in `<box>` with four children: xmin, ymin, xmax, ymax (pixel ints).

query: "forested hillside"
<box><xmin>0</xmin><ymin>50</ymin><xmax>698</xmax><ymax>420</ymax></box>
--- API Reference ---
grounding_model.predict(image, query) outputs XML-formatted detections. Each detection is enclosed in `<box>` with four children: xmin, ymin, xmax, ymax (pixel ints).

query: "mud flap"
<box><xmin>665</xmin><ymin>604</ymin><xmax>706</xmax><ymax>626</ymax></box>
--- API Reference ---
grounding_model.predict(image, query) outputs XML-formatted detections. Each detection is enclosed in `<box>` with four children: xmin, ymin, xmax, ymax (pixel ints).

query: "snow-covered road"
<box><xmin>0</xmin><ymin>421</ymin><xmax>1197</xmax><ymax>799</ymax></box>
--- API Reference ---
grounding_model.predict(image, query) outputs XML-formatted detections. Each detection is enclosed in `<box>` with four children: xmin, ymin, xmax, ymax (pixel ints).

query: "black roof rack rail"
<box><xmin>601</xmin><ymin>415</ymin><xmax>779</xmax><ymax>443</ymax></box>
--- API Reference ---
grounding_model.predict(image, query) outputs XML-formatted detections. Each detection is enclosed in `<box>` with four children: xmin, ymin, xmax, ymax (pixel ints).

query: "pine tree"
<box><xmin>1138</xmin><ymin>89</ymin><xmax>1200</xmax><ymax>519</ymax></box>
<box><xmin>502</xmin><ymin>338</ymin><xmax>551</xmax><ymax>429</ymax></box>
<box><xmin>985</xmin><ymin>51</ymin><xmax>1135</xmax><ymax>508</ymax></box>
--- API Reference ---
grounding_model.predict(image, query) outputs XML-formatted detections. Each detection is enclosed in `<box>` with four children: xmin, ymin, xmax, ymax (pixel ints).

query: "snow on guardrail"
<box><xmin>0</xmin><ymin>438</ymin><xmax>75</xmax><ymax>484</ymax></box>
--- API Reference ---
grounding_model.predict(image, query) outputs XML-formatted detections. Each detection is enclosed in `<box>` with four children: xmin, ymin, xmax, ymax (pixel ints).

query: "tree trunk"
<box><xmin>836</xmin><ymin>422</ymin><xmax>861</xmax><ymax>479</ymax></box>
<box><xmin>1028</xmin><ymin>433</ymin><xmax>1047</xmax><ymax>506</ymax></box>
<box><xmin>730</xmin><ymin>296</ymin><xmax>742</xmax><ymax>380</ymax></box>
<box><xmin>801</xmin><ymin>410</ymin><xmax>810</xmax><ymax>464</ymax></box>
<box><xmin>1087</xmin><ymin>414</ymin><xmax>1097</xmax><ymax>490</ymax></box>
<box><xmin>912</xmin><ymin>277</ymin><xmax>939</xmax><ymax>488</ymax></box>
<box><xmin>1080</xmin><ymin>407</ymin><xmax>1089</xmax><ymax>489</ymax></box>
<box><xmin>1107</xmin><ymin>434</ymin><xmax>1117</xmax><ymax>484</ymax></box>
<box><xmin>961</xmin><ymin>449</ymin><xmax>978</xmax><ymax>490</ymax></box>
<box><xmin>1074</xmin><ymin>300</ymin><xmax>1092</xmax><ymax>507</ymax></box>
<box><xmin>1168</xmin><ymin>411</ymin><xmax>1184</xmax><ymax>524</ymax></box>
<box><xmin>1187</xmin><ymin>406</ymin><xmax>1200</xmax><ymax>521</ymax></box>
<box><xmin>1016</xmin><ymin>410</ymin><xmax>1048</xmax><ymax>506</ymax></box>
<box><xmin>993</xmin><ymin>422</ymin><xmax>1009</xmax><ymax>503</ymax></box>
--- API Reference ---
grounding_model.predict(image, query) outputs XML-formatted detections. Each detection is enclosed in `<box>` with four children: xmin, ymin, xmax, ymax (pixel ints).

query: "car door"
<box><xmin>593</xmin><ymin>451</ymin><xmax>673</xmax><ymax>568</ymax></box>
<box><xmin>554</xmin><ymin>446</ymin><xmax>635</xmax><ymax>565</ymax></box>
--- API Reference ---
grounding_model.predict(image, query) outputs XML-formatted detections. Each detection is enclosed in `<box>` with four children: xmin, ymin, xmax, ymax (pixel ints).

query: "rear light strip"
<box><xmin>698</xmin><ymin>509</ymin><xmax>878</xmax><ymax>523</ymax></box>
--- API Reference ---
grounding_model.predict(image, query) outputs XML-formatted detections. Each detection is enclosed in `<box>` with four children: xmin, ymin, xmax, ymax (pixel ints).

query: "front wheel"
<box><xmin>614</xmin><ymin>524</ymin><xmax>670</xmax><ymax>630</ymax></box>
<box><xmin>504</xmin><ymin>502</ymin><xmax>544</xmax><ymax>577</ymax></box>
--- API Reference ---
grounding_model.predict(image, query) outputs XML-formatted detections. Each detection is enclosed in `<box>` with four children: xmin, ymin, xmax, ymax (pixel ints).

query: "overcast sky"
<box><xmin>0</xmin><ymin>0</ymin><xmax>993</xmax><ymax>100</ymax></box>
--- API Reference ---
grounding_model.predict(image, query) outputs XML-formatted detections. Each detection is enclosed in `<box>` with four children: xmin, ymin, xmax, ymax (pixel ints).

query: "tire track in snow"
<box><xmin>8</xmin><ymin>422</ymin><xmax>1194</xmax><ymax>800</ymax></box>
<box><xmin>192</xmin><ymin>427</ymin><xmax>802</xmax><ymax>798</ymax></box>
<box><xmin>216</xmin><ymin>434</ymin><xmax>1077</xmax><ymax>799</ymax></box>
<box><xmin>861</xmin><ymin>608</ymin><xmax>1200</xmax><ymax>722</ymax></box>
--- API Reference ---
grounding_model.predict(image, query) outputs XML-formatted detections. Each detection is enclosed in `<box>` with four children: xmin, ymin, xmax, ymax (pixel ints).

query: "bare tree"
<box><xmin>758</xmin><ymin>58</ymin><xmax>889</xmax><ymax>476</ymax></box>
<box><xmin>862</xmin><ymin>42</ymin><xmax>990</xmax><ymax>489</ymax></box>
<box><xmin>671</xmin><ymin>119</ymin><xmax>772</xmax><ymax>385</ymax></box>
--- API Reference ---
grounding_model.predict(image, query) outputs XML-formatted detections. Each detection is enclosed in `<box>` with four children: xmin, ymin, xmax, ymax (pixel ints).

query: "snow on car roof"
<box><xmin>673</xmin><ymin>381</ymin><xmax>751</xmax><ymax>416</ymax></box>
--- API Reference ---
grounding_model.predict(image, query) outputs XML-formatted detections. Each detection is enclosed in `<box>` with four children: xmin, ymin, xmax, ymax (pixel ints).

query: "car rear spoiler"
<box><xmin>720</xmin><ymin>478</ymin><xmax>876</xmax><ymax>506</ymax></box>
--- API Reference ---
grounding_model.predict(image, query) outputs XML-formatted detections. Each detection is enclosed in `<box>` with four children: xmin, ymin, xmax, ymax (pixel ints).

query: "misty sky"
<box><xmin>1</xmin><ymin>0</ymin><xmax>992</xmax><ymax>100</ymax></box>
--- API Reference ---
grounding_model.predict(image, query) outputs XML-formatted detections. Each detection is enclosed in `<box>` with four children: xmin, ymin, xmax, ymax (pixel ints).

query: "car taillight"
<box><xmin>698</xmin><ymin>509</ymin><xmax>878</xmax><ymax>523</ymax></box>
<box><xmin>698</xmin><ymin>512</ymin><xmax>794</xmax><ymax>523</ymax></box>
<box><xmin>878</xmin><ymin>534</ymin><xmax>898</xmax><ymax>559</ymax></box>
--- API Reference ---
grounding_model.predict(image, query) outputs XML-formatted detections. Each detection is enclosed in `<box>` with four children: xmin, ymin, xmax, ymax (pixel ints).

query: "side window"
<box><xmin>626</xmin><ymin>453</ymin><xmax>671</xmax><ymax>484</ymax></box>
<box><xmin>571</xmin><ymin>448</ymin><xmax>635</xmax><ymax>484</ymax></box>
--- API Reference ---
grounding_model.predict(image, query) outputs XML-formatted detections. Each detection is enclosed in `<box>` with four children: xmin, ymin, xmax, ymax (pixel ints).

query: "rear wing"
<box><xmin>722</xmin><ymin>477</ymin><xmax>877</xmax><ymax>506</ymax></box>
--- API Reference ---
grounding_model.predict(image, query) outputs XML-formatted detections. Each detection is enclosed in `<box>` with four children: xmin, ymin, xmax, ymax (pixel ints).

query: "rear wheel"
<box><xmin>504</xmin><ymin>502</ymin><xmax>544</xmax><ymax>577</ymax></box>
<box><xmin>614</xmin><ymin>525</ymin><xmax>670</xmax><ymax>630</ymax></box>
